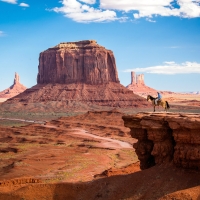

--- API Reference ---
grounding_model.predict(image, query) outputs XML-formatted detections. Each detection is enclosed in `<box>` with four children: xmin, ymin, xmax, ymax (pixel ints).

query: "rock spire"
<box><xmin>0</xmin><ymin>73</ymin><xmax>27</xmax><ymax>99</ymax></box>
<box><xmin>14</xmin><ymin>72</ymin><xmax>20</xmax><ymax>84</ymax></box>
<box><xmin>127</xmin><ymin>71</ymin><xmax>157</xmax><ymax>97</ymax></box>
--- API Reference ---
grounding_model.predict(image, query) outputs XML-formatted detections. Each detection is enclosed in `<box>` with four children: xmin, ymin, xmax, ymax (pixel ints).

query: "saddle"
<box><xmin>154</xmin><ymin>98</ymin><xmax>161</xmax><ymax>105</ymax></box>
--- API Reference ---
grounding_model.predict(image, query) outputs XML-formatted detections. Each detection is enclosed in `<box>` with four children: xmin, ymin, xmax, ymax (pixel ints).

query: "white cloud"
<box><xmin>79</xmin><ymin>0</ymin><xmax>96</xmax><ymax>4</ymax></box>
<box><xmin>124</xmin><ymin>61</ymin><xmax>200</xmax><ymax>74</ymax></box>
<box><xmin>52</xmin><ymin>0</ymin><xmax>119</xmax><ymax>22</ymax></box>
<box><xmin>164</xmin><ymin>61</ymin><xmax>176</xmax><ymax>65</ymax></box>
<box><xmin>0</xmin><ymin>31</ymin><xmax>5</xmax><ymax>36</ymax></box>
<box><xmin>19</xmin><ymin>2</ymin><xmax>29</xmax><ymax>7</ymax></box>
<box><xmin>100</xmin><ymin>0</ymin><xmax>200</xmax><ymax>19</ymax></box>
<box><xmin>1</xmin><ymin>0</ymin><xmax>17</xmax><ymax>4</ymax></box>
<box><xmin>52</xmin><ymin>0</ymin><xmax>200</xmax><ymax>22</ymax></box>
<box><xmin>146</xmin><ymin>18</ymin><xmax>156</xmax><ymax>23</ymax></box>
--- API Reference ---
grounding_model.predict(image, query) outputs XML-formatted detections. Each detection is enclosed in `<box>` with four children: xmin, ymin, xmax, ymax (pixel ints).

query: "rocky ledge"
<box><xmin>122</xmin><ymin>112</ymin><xmax>200</xmax><ymax>170</ymax></box>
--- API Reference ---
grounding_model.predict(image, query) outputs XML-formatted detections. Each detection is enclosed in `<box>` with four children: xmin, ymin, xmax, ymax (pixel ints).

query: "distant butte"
<box><xmin>126</xmin><ymin>71</ymin><xmax>157</xmax><ymax>97</ymax></box>
<box><xmin>0</xmin><ymin>72</ymin><xmax>27</xmax><ymax>99</ymax></box>
<box><xmin>2</xmin><ymin>40</ymin><xmax>150</xmax><ymax>111</ymax></box>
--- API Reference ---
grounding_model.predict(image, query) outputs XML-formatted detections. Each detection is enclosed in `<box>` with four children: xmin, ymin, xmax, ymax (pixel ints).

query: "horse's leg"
<box><xmin>165</xmin><ymin>102</ymin><xmax>167</xmax><ymax>112</ymax></box>
<box><xmin>164</xmin><ymin>102</ymin><xmax>167</xmax><ymax>112</ymax></box>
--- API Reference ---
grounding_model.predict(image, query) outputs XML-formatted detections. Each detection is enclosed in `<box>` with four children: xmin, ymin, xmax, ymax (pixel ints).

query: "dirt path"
<box><xmin>0</xmin><ymin>118</ymin><xmax>133</xmax><ymax>149</ymax></box>
<box><xmin>0</xmin><ymin>117</ymin><xmax>45</xmax><ymax>124</ymax></box>
<box><xmin>70</xmin><ymin>128</ymin><xmax>132</xmax><ymax>149</ymax></box>
<box><xmin>44</xmin><ymin>125</ymin><xmax>133</xmax><ymax>149</ymax></box>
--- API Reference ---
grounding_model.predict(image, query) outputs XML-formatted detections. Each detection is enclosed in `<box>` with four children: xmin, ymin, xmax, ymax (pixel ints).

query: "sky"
<box><xmin>0</xmin><ymin>0</ymin><xmax>200</xmax><ymax>92</ymax></box>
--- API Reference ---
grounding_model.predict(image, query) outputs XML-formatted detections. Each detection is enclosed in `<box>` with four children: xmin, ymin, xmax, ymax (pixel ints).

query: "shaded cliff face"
<box><xmin>123</xmin><ymin>113</ymin><xmax>200</xmax><ymax>170</ymax></box>
<box><xmin>37</xmin><ymin>40</ymin><xmax>119</xmax><ymax>85</ymax></box>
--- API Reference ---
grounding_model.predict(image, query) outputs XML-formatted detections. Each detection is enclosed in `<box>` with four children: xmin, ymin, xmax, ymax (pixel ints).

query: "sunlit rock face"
<box><xmin>37</xmin><ymin>40</ymin><xmax>119</xmax><ymax>85</ymax></box>
<box><xmin>126</xmin><ymin>71</ymin><xmax>158</xmax><ymax>97</ymax></box>
<box><xmin>123</xmin><ymin>113</ymin><xmax>200</xmax><ymax>170</ymax></box>
<box><xmin>1</xmin><ymin>40</ymin><xmax>151</xmax><ymax>111</ymax></box>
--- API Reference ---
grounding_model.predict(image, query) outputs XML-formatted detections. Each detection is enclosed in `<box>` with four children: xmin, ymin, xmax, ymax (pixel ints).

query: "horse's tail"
<box><xmin>166</xmin><ymin>101</ymin><xmax>170</xmax><ymax>109</ymax></box>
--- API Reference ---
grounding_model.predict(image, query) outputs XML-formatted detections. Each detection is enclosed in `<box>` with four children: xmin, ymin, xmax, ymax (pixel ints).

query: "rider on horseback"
<box><xmin>155</xmin><ymin>92</ymin><xmax>162</xmax><ymax>105</ymax></box>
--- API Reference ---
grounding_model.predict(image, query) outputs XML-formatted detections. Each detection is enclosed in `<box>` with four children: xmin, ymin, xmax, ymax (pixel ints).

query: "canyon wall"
<box><xmin>37</xmin><ymin>40</ymin><xmax>119</xmax><ymax>85</ymax></box>
<box><xmin>123</xmin><ymin>113</ymin><xmax>200</xmax><ymax>170</ymax></box>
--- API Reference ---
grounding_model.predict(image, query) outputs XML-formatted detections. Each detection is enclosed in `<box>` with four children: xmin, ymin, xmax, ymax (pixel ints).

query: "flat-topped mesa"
<box><xmin>54</xmin><ymin>40</ymin><xmax>101</xmax><ymax>49</ymax></box>
<box><xmin>37</xmin><ymin>40</ymin><xmax>119</xmax><ymax>85</ymax></box>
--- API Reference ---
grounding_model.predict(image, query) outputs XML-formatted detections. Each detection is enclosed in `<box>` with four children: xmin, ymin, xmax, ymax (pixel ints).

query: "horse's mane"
<box><xmin>147</xmin><ymin>94</ymin><xmax>155</xmax><ymax>100</ymax></box>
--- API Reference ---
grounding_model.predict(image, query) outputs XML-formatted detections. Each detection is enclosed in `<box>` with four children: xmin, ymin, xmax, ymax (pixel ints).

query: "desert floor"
<box><xmin>0</xmin><ymin>94</ymin><xmax>200</xmax><ymax>200</ymax></box>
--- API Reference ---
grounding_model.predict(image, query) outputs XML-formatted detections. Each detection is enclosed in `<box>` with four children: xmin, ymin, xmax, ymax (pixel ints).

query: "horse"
<box><xmin>147</xmin><ymin>95</ymin><xmax>170</xmax><ymax>112</ymax></box>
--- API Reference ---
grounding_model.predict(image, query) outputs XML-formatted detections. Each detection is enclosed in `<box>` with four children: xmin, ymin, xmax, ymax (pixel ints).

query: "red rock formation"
<box><xmin>2</xmin><ymin>40</ymin><xmax>151</xmax><ymax>111</ymax></box>
<box><xmin>37</xmin><ymin>40</ymin><xmax>119</xmax><ymax>85</ymax></box>
<box><xmin>123</xmin><ymin>113</ymin><xmax>200</xmax><ymax>170</ymax></box>
<box><xmin>4</xmin><ymin>82</ymin><xmax>150</xmax><ymax>110</ymax></box>
<box><xmin>127</xmin><ymin>71</ymin><xmax>158</xmax><ymax>97</ymax></box>
<box><xmin>0</xmin><ymin>73</ymin><xmax>26</xmax><ymax>99</ymax></box>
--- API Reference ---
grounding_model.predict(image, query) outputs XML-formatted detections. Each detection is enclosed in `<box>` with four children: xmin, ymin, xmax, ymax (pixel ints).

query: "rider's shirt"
<box><xmin>158</xmin><ymin>93</ymin><xmax>162</xmax><ymax>100</ymax></box>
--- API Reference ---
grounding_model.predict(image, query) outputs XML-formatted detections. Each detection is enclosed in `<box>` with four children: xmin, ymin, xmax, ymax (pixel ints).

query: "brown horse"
<box><xmin>147</xmin><ymin>95</ymin><xmax>170</xmax><ymax>112</ymax></box>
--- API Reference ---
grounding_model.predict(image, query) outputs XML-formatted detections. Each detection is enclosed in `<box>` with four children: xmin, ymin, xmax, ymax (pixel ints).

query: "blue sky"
<box><xmin>0</xmin><ymin>0</ymin><xmax>200</xmax><ymax>92</ymax></box>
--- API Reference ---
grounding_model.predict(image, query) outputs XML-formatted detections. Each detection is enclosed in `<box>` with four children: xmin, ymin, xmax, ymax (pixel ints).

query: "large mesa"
<box><xmin>2</xmin><ymin>40</ymin><xmax>150</xmax><ymax>111</ymax></box>
<box><xmin>37</xmin><ymin>40</ymin><xmax>119</xmax><ymax>85</ymax></box>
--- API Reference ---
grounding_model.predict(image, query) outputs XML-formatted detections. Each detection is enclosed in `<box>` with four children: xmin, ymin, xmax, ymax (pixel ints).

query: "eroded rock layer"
<box><xmin>4</xmin><ymin>83</ymin><xmax>150</xmax><ymax>109</ymax></box>
<box><xmin>37</xmin><ymin>40</ymin><xmax>119</xmax><ymax>85</ymax></box>
<box><xmin>123</xmin><ymin>113</ymin><xmax>200</xmax><ymax>170</ymax></box>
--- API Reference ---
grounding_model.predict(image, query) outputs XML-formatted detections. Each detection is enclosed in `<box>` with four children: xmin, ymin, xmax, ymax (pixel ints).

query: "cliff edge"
<box><xmin>123</xmin><ymin>112</ymin><xmax>200</xmax><ymax>170</ymax></box>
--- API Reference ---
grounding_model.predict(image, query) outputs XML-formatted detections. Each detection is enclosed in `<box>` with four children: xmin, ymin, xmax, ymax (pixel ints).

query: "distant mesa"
<box><xmin>0</xmin><ymin>72</ymin><xmax>27</xmax><ymax>99</ymax></box>
<box><xmin>2</xmin><ymin>40</ymin><xmax>150</xmax><ymax>111</ymax></box>
<box><xmin>126</xmin><ymin>71</ymin><xmax>157</xmax><ymax>96</ymax></box>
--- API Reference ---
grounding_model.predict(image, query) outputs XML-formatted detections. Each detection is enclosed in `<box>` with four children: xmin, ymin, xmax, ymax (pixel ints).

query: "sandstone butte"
<box><xmin>126</xmin><ymin>71</ymin><xmax>158</xmax><ymax>97</ymax></box>
<box><xmin>3</xmin><ymin>40</ymin><xmax>150</xmax><ymax>111</ymax></box>
<box><xmin>126</xmin><ymin>71</ymin><xmax>195</xmax><ymax>101</ymax></box>
<box><xmin>0</xmin><ymin>73</ymin><xmax>26</xmax><ymax>99</ymax></box>
<box><xmin>123</xmin><ymin>112</ymin><xmax>200</xmax><ymax>170</ymax></box>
